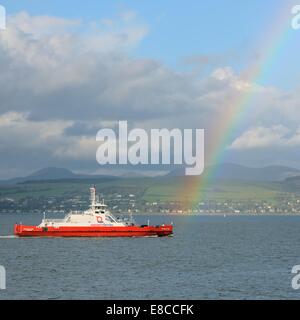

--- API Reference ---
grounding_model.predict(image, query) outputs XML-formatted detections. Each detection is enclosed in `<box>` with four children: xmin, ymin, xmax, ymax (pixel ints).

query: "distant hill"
<box><xmin>167</xmin><ymin>163</ymin><xmax>300</xmax><ymax>182</ymax></box>
<box><xmin>120</xmin><ymin>172</ymin><xmax>147</xmax><ymax>178</ymax></box>
<box><xmin>1</xmin><ymin>163</ymin><xmax>300</xmax><ymax>186</ymax></box>
<box><xmin>27</xmin><ymin>167</ymin><xmax>76</xmax><ymax>180</ymax></box>
<box><xmin>0</xmin><ymin>167</ymin><xmax>118</xmax><ymax>185</ymax></box>
<box><xmin>281</xmin><ymin>175</ymin><xmax>300</xmax><ymax>193</ymax></box>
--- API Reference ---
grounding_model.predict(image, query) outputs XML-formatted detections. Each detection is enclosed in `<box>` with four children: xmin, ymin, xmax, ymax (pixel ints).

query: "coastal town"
<box><xmin>1</xmin><ymin>191</ymin><xmax>300</xmax><ymax>215</ymax></box>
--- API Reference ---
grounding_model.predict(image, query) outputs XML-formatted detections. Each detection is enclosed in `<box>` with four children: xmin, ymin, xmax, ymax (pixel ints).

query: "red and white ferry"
<box><xmin>14</xmin><ymin>187</ymin><xmax>173</xmax><ymax>238</ymax></box>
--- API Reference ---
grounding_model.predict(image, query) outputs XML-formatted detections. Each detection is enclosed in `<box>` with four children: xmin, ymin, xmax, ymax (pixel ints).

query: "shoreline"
<box><xmin>1</xmin><ymin>212</ymin><xmax>300</xmax><ymax>216</ymax></box>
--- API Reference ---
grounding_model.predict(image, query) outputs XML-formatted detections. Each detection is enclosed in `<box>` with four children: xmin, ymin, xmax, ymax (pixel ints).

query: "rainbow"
<box><xmin>180</xmin><ymin>4</ymin><xmax>294</xmax><ymax>209</ymax></box>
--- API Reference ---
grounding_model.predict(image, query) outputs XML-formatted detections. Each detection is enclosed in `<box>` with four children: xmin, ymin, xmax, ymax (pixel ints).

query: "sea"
<box><xmin>1</xmin><ymin>213</ymin><xmax>300</xmax><ymax>300</ymax></box>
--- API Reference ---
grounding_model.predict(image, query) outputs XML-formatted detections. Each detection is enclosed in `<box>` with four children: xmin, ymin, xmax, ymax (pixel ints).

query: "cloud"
<box><xmin>64</xmin><ymin>122</ymin><xmax>100</xmax><ymax>137</ymax></box>
<box><xmin>229</xmin><ymin>125</ymin><xmax>300</xmax><ymax>150</ymax></box>
<box><xmin>211</xmin><ymin>67</ymin><xmax>234</xmax><ymax>81</ymax></box>
<box><xmin>9</xmin><ymin>11</ymin><xmax>81</xmax><ymax>35</ymax></box>
<box><xmin>53</xmin><ymin>137</ymin><xmax>98</xmax><ymax>160</ymax></box>
<box><xmin>0</xmin><ymin>12</ymin><xmax>242</xmax><ymax>127</ymax></box>
<box><xmin>0</xmin><ymin>12</ymin><xmax>282</xmax><ymax>126</ymax></box>
<box><xmin>0</xmin><ymin>11</ymin><xmax>300</xmax><ymax>177</ymax></box>
<box><xmin>119</xmin><ymin>10</ymin><xmax>138</xmax><ymax>22</ymax></box>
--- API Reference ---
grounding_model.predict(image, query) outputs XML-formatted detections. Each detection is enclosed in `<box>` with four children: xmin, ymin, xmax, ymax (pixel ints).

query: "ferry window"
<box><xmin>106</xmin><ymin>216</ymin><xmax>115</xmax><ymax>223</ymax></box>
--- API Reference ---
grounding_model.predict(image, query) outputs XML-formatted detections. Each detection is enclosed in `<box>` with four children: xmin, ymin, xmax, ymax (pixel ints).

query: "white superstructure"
<box><xmin>39</xmin><ymin>187</ymin><xmax>131</xmax><ymax>228</ymax></box>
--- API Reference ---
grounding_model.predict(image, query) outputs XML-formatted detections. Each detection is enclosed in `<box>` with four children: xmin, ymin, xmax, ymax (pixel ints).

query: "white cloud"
<box><xmin>211</xmin><ymin>67</ymin><xmax>234</xmax><ymax>81</ymax></box>
<box><xmin>229</xmin><ymin>125</ymin><xmax>300</xmax><ymax>150</ymax></box>
<box><xmin>9</xmin><ymin>11</ymin><xmax>81</xmax><ymax>35</ymax></box>
<box><xmin>119</xmin><ymin>10</ymin><xmax>137</xmax><ymax>22</ymax></box>
<box><xmin>0</xmin><ymin>112</ymin><xmax>71</xmax><ymax>147</ymax></box>
<box><xmin>53</xmin><ymin>137</ymin><xmax>98</xmax><ymax>160</ymax></box>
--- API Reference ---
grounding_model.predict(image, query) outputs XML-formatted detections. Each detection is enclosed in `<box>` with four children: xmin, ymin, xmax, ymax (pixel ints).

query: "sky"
<box><xmin>0</xmin><ymin>0</ymin><xmax>300</xmax><ymax>178</ymax></box>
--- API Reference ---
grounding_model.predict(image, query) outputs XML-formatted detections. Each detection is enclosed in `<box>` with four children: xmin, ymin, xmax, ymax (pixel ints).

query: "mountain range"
<box><xmin>0</xmin><ymin>163</ymin><xmax>300</xmax><ymax>185</ymax></box>
<box><xmin>167</xmin><ymin>163</ymin><xmax>300</xmax><ymax>181</ymax></box>
<box><xmin>0</xmin><ymin>167</ymin><xmax>118</xmax><ymax>185</ymax></box>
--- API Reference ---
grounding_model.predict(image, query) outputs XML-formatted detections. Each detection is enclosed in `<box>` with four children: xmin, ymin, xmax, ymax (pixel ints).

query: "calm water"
<box><xmin>1</xmin><ymin>213</ymin><xmax>300</xmax><ymax>300</ymax></box>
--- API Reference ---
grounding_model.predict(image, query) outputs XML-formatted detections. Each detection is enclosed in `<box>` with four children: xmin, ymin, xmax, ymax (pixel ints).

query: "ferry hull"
<box><xmin>14</xmin><ymin>224</ymin><xmax>173</xmax><ymax>238</ymax></box>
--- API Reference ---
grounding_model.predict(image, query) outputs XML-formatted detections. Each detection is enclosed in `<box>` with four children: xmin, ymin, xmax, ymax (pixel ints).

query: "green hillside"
<box><xmin>0</xmin><ymin>176</ymin><xmax>288</xmax><ymax>203</ymax></box>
